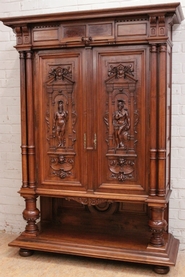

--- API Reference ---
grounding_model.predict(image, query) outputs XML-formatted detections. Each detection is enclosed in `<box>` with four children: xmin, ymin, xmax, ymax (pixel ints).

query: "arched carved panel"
<box><xmin>45</xmin><ymin>65</ymin><xmax>76</xmax><ymax>151</ymax></box>
<box><xmin>44</xmin><ymin>64</ymin><xmax>77</xmax><ymax>180</ymax></box>
<box><xmin>104</xmin><ymin>62</ymin><xmax>138</xmax><ymax>182</ymax></box>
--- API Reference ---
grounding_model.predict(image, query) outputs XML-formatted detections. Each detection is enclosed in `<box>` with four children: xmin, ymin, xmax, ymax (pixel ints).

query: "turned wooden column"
<box><xmin>23</xmin><ymin>196</ymin><xmax>40</xmax><ymax>235</ymax></box>
<box><xmin>19</xmin><ymin>51</ymin><xmax>40</xmax><ymax>236</ymax></box>
<box><xmin>157</xmin><ymin>44</ymin><xmax>167</xmax><ymax>197</ymax></box>
<box><xmin>148</xmin><ymin>204</ymin><xmax>167</xmax><ymax>247</ymax></box>
<box><xmin>149</xmin><ymin>44</ymin><xmax>157</xmax><ymax>196</ymax></box>
<box><xmin>19</xmin><ymin>51</ymin><xmax>28</xmax><ymax>188</ymax></box>
<box><xmin>26</xmin><ymin>51</ymin><xmax>36</xmax><ymax>189</ymax></box>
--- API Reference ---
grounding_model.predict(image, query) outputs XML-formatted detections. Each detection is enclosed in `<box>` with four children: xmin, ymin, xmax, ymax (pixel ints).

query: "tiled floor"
<box><xmin>0</xmin><ymin>231</ymin><xmax>185</xmax><ymax>277</ymax></box>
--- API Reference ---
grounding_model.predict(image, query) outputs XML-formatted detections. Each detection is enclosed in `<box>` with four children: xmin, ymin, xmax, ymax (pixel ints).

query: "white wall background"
<box><xmin>0</xmin><ymin>0</ymin><xmax>185</xmax><ymax>250</ymax></box>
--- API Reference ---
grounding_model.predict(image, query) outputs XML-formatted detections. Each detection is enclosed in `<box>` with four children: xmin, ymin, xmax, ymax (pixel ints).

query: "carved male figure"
<box><xmin>113</xmin><ymin>99</ymin><xmax>130</xmax><ymax>148</ymax></box>
<box><xmin>54</xmin><ymin>100</ymin><xmax>68</xmax><ymax>147</ymax></box>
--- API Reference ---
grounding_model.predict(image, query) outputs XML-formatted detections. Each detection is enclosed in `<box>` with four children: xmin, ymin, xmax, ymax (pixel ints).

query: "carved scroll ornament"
<box><xmin>109</xmin><ymin>157</ymin><xmax>135</xmax><ymax>181</ymax></box>
<box><xmin>50</xmin><ymin>155</ymin><xmax>74</xmax><ymax>179</ymax></box>
<box><xmin>65</xmin><ymin>197</ymin><xmax>113</xmax><ymax>206</ymax></box>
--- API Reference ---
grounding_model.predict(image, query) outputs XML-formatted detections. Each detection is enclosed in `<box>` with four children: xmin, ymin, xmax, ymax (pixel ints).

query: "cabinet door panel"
<box><xmin>34</xmin><ymin>50</ymin><xmax>86</xmax><ymax>190</ymax></box>
<box><xmin>93</xmin><ymin>47</ymin><xmax>149</xmax><ymax>194</ymax></box>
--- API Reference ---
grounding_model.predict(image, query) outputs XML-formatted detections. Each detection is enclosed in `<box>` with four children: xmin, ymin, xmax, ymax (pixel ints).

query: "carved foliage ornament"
<box><xmin>108</xmin><ymin>64</ymin><xmax>134</xmax><ymax>79</ymax></box>
<box><xmin>48</xmin><ymin>66</ymin><xmax>72</xmax><ymax>81</ymax></box>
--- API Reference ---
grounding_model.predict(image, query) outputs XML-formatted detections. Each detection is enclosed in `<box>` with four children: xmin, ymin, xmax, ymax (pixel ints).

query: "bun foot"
<box><xmin>153</xmin><ymin>265</ymin><xmax>170</xmax><ymax>274</ymax></box>
<box><xmin>19</xmin><ymin>248</ymin><xmax>34</xmax><ymax>257</ymax></box>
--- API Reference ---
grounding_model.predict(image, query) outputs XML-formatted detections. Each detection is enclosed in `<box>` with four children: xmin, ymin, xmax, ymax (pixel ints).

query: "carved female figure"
<box><xmin>54</xmin><ymin>100</ymin><xmax>68</xmax><ymax>147</ymax></box>
<box><xmin>113</xmin><ymin>99</ymin><xmax>130</xmax><ymax>148</ymax></box>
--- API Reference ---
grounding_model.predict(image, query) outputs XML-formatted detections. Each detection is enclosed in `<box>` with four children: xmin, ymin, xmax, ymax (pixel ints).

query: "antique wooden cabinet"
<box><xmin>1</xmin><ymin>3</ymin><xmax>184</xmax><ymax>274</ymax></box>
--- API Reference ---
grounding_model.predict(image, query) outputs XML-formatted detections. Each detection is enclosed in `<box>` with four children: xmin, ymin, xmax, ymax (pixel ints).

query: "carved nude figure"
<box><xmin>54</xmin><ymin>100</ymin><xmax>68</xmax><ymax>147</ymax></box>
<box><xmin>113</xmin><ymin>99</ymin><xmax>130</xmax><ymax>148</ymax></box>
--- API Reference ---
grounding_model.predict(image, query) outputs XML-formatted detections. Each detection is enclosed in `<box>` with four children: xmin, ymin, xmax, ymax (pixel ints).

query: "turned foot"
<box><xmin>19</xmin><ymin>248</ymin><xmax>34</xmax><ymax>257</ymax></box>
<box><xmin>153</xmin><ymin>265</ymin><xmax>170</xmax><ymax>274</ymax></box>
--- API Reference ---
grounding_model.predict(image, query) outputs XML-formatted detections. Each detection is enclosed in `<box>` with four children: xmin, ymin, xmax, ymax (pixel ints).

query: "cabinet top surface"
<box><xmin>0</xmin><ymin>2</ymin><xmax>184</xmax><ymax>26</ymax></box>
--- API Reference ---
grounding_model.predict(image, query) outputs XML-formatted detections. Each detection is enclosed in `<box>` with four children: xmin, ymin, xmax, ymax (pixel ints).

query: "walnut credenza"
<box><xmin>1</xmin><ymin>3</ymin><xmax>184</xmax><ymax>274</ymax></box>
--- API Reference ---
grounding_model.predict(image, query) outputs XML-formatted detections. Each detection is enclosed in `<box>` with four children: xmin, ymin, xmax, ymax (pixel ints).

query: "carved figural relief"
<box><xmin>45</xmin><ymin>65</ymin><xmax>76</xmax><ymax>150</ymax></box>
<box><xmin>113</xmin><ymin>99</ymin><xmax>130</xmax><ymax>149</ymax></box>
<box><xmin>53</xmin><ymin>100</ymin><xmax>68</xmax><ymax>147</ymax></box>
<box><xmin>45</xmin><ymin>64</ymin><xmax>76</xmax><ymax>180</ymax></box>
<box><xmin>109</xmin><ymin>157</ymin><xmax>135</xmax><ymax>181</ymax></box>
<box><xmin>50</xmin><ymin>155</ymin><xmax>74</xmax><ymax>179</ymax></box>
<box><xmin>104</xmin><ymin>62</ymin><xmax>138</xmax><ymax>182</ymax></box>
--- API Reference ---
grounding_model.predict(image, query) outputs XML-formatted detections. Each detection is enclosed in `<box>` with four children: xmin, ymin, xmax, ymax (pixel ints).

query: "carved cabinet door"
<box><xmin>92</xmin><ymin>46</ymin><xmax>149</xmax><ymax>196</ymax></box>
<box><xmin>34</xmin><ymin>49</ymin><xmax>88</xmax><ymax>191</ymax></box>
<box><xmin>34</xmin><ymin>46</ymin><xmax>149</xmax><ymax>197</ymax></box>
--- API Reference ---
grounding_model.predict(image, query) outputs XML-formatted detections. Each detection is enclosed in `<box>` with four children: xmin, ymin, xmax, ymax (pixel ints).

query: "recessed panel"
<box><xmin>117</xmin><ymin>23</ymin><xmax>147</xmax><ymax>36</ymax></box>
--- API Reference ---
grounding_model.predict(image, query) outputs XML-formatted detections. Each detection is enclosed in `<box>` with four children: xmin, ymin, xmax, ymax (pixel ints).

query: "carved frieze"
<box><xmin>65</xmin><ymin>197</ymin><xmax>113</xmax><ymax>206</ymax></box>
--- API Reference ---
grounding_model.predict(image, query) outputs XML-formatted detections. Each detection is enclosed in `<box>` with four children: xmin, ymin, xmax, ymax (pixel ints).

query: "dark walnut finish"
<box><xmin>0</xmin><ymin>3</ymin><xmax>183</xmax><ymax>274</ymax></box>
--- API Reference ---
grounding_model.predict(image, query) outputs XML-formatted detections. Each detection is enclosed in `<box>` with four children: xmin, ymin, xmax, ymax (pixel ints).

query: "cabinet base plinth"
<box><xmin>9</xmin><ymin>224</ymin><xmax>179</xmax><ymax>273</ymax></box>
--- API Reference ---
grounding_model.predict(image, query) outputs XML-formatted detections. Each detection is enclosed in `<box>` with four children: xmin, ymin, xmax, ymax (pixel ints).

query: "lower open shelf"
<box><xmin>9</xmin><ymin>206</ymin><xmax>179</xmax><ymax>270</ymax></box>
